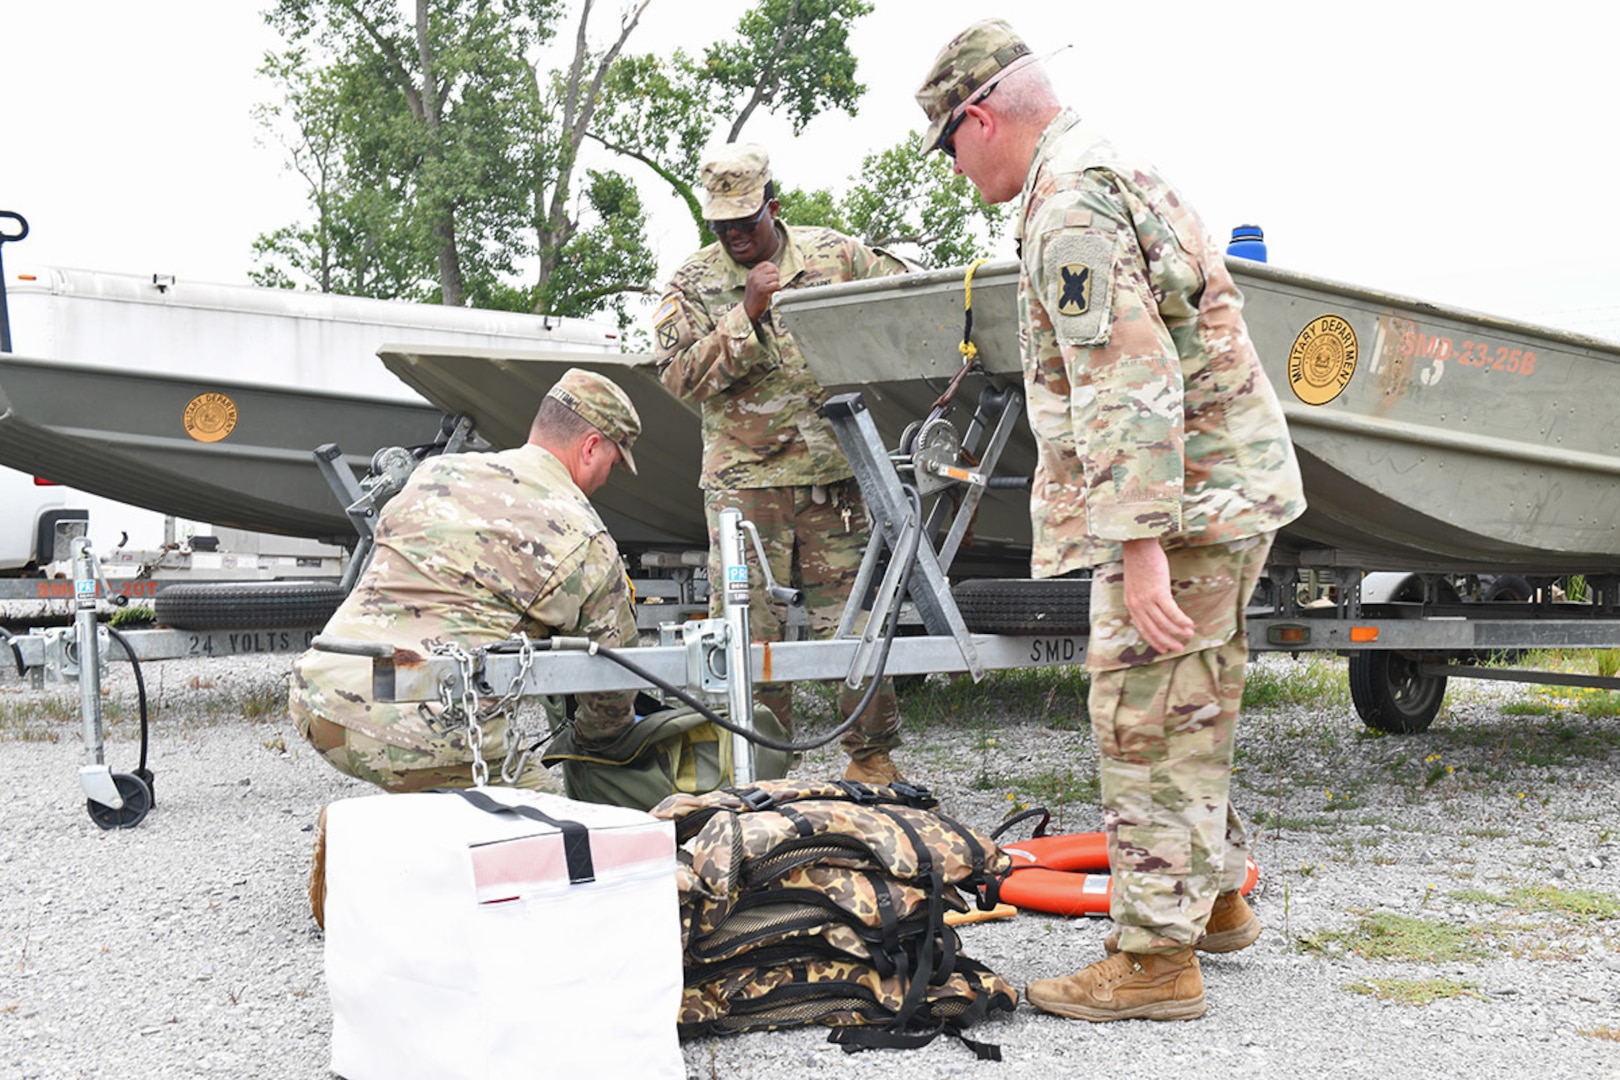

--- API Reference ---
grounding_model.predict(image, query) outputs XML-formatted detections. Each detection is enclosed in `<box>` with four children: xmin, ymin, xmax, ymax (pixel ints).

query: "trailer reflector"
<box><xmin>1267</xmin><ymin>625</ymin><xmax>1310</xmax><ymax>646</ymax></box>
<box><xmin>1350</xmin><ymin>626</ymin><xmax>1379</xmax><ymax>643</ymax></box>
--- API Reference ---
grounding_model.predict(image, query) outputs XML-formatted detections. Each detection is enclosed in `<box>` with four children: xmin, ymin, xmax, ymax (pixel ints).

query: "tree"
<box><xmin>705</xmin><ymin>0</ymin><xmax>870</xmax><ymax>143</ymax></box>
<box><xmin>828</xmin><ymin>133</ymin><xmax>1008</xmax><ymax>269</ymax></box>
<box><xmin>254</xmin><ymin>0</ymin><xmax>656</xmax><ymax>318</ymax></box>
<box><xmin>251</xmin><ymin>47</ymin><xmax>440</xmax><ymax>298</ymax></box>
<box><xmin>255</xmin><ymin>0</ymin><xmax>1000</xmax><ymax>323</ymax></box>
<box><xmin>532</xmin><ymin>0</ymin><xmax>654</xmax><ymax>317</ymax></box>
<box><xmin>589</xmin><ymin>3</ymin><xmax>998</xmax><ymax>269</ymax></box>
<box><xmin>588</xmin><ymin>0</ymin><xmax>872</xmax><ymax>242</ymax></box>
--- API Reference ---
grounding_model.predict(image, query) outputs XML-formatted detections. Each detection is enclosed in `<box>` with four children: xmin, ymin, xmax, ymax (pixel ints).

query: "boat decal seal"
<box><xmin>1286</xmin><ymin>314</ymin><xmax>1358</xmax><ymax>406</ymax></box>
<box><xmin>183</xmin><ymin>392</ymin><xmax>240</xmax><ymax>443</ymax></box>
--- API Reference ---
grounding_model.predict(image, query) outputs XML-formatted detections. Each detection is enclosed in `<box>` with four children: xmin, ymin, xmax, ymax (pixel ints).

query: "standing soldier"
<box><xmin>653</xmin><ymin>143</ymin><xmax>910</xmax><ymax>785</ymax></box>
<box><xmin>915</xmin><ymin>21</ymin><xmax>1306</xmax><ymax>1020</ymax></box>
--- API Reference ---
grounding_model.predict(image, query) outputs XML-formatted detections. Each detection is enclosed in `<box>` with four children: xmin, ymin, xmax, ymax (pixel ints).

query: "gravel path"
<box><xmin>2</xmin><ymin>651</ymin><xmax>1618</xmax><ymax>1079</ymax></box>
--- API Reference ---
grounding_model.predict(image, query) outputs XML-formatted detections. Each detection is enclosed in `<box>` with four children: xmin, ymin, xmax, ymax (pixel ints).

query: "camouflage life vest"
<box><xmin>653</xmin><ymin>779</ymin><xmax>1017</xmax><ymax>1060</ymax></box>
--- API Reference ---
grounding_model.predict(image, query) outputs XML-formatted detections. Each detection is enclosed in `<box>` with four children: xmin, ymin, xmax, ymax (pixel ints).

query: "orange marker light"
<box><xmin>1349</xmin><ymin>626</ymin><xmax>1380</xmax><ymax>643</ymax></box>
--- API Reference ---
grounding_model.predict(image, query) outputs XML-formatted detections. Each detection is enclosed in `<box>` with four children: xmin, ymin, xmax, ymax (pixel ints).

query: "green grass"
<box><xmin>0</xmin><ymin>692</ymin><xmax>137</xmax><ymax>741</ymax></box>
<box><xmin>1005</xmin><ymin>766</ymin><xmax>1099</xmax><ymax>808</ymax></box>
<box><xmin>1500</xmin><ymin>884</ymin><xmax>1620</xmax><ymax>920</ymax></box>
<box><xmin>1344</xmin><ymin>977</ymin><xmax>1485</xmax><ymax>1006</ymax></box>
<box><xmin>0</xmin><ymin>665</ymin><xmax>292</xmax><ymax>741</ymax></box>
<box><xmin>1300</xmin><ymin>911</ymin><xmax>1483</xmax><ymax>963</ymax></box>
<box><xmin>897</xmin><ymin>667</ymin><xmax>1091</xmax><ymax>731</ymax></box>
<box><xmin>1242</xmin><ymin>652</ymin><xmax>1350</xmax><ymax>709</ymax></box>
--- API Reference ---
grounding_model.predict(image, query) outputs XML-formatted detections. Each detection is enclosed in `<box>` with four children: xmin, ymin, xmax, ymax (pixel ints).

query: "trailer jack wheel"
<box><xmin>86</xmin><ymin>772</ymin><xmax>153</xmax><ymax>830</ymax></box>
<box><xmin>1348</xmin><ymin>651</ymin><xmax>1446</xmax><ymax>734</ymax></box>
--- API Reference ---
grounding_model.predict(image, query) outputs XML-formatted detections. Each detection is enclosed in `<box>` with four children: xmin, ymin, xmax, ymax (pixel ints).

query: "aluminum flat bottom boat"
<box><xmin>0</xmin><ymin>353</ymin><xmax>447</xmax><ymax>545</ymax></box>
<box><xmin>376</xmin><ymin>346</ymin><xmax>1029</xmax><ymax>576</ymax></box>
<box><xmin>10</xmin><ymin>257</ymin><xmax>1615</xmax><ymax>580</ymax></box>
<box><xmin>775</xmin><ymin>259</ymin><xmax>1620</xmax><ymax>576</ymax></box>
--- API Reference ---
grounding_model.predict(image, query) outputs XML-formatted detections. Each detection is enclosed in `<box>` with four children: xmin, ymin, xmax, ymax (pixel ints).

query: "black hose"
<box><xmin>592</xmin><ymin>485</ymin><xmax>924</xmax><ymax>754</ymax></box>
<box><xmin>103</xmin><ymin>626</ymin><xmax>151</xmax><ymax>777</ymax></box>
<box><xmin>483</xmin><ymin>489</ymin><xmax>925</xmax><ymax>754</ymax></box>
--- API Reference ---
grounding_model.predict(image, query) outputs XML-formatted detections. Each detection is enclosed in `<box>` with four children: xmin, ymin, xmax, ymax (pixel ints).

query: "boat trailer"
<box><xmin>14</xmin><ymin>376</ymin><xmax>1620</xmax><ymax>827</ymax></box>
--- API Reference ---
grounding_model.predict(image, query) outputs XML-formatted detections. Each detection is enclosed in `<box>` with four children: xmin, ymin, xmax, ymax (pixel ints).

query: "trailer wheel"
<box><xmin>87</xmin><ymin>772</ymin><xmax>153</xmax><ymax>830</ymax></box>
<box><xmin>1348</xmin><ymin>651</ymin><xmax>1447</xmax><ymax>734</ymax></box>
<box><xmin>952</xmin><ymin>578</ymin><xmax>1091</xmax><ymax>635</ymax></box>
<box><xmin>154</xmin><ymin>581</ymin><xmax>347</xmax><ymax>631</ymax></box>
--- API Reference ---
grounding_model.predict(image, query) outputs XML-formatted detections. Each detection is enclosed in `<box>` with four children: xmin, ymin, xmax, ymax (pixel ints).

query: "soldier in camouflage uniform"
<box><xmin>289</xmin><ymin>367</ymin><xmax>643</xmax><ymax>795</ymax></box>
<box><xmin>653</xmin><ymin>143</ymin><xmax>912</xmax><ymax>785</ymax></box>
<box><xmin>917</xmin><ymin>21</ymin><xmax>1306</xmax><ymax>1021</ymax></box>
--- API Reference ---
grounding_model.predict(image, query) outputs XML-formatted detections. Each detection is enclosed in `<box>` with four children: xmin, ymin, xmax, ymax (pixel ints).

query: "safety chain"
<box><xmin>430</xmin><ymin>637</ymin><xmax>537</xmax><ymax>789</ymax></box>
<box><xmin>496</xmin><ymin>636</ymin><xmax>538</xmax><ymax>785</ymax></box>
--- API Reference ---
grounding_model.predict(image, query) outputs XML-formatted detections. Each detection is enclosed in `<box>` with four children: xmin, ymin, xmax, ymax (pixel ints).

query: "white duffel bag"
<box><xmin>324</xmin><ymin>786</ymin><xmax>684</xmax><ymax>1080</ymax></box>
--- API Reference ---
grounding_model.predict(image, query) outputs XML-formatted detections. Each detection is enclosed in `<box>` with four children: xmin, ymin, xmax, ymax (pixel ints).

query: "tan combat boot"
<box><xmin>310</xmin><ymin>805</ymin><xmax>329</xmax><ymax>931</ymax></box>
<box><xmin>843</xmin><ymin>748</ymin><xmax>904</xmax><ymax>786</ymax></box>
<box><xmin>1104</xmin><ymin>890</ymin><xmax>1261</xmax><ymax>955</ymax></box>
<box><xmin>1026</xmin><ymin>948</ymin><xmax>1205</xmax><ymax>1022</ymax></box>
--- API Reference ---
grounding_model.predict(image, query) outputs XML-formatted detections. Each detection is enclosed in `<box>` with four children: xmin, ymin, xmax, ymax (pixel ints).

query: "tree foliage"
<box><xmin>255</xmin><ymin>0</ymin><xmax>565</xmax><ymax>307</ymax></box>
<box><xmin>706</xmin><ymin>0</ymin><xmax>870</xmax><ymax>142</ymax></box>
<box><xmin>590</xmin><ymin>0</ymin><xmax>872</xmax><ymax>243</ymax></box>
<box><xmin>254</xmin><ymin>0</ymin><xmax>1001</xmax><ymax>321</ymax></box>
<box><xmin>777</xmin><ymin>133</ymin><xmax>1005</xmax><ymax>269</ymax></box>
<box><xmin>835</xmin><ymin>133</ymin><xmax>1008</xmax><ymax>268</ymax></box>
<box><xmin>254</xmin><ymin>0</ymin><xmax>654</xmax><ymax>317</ymax></box>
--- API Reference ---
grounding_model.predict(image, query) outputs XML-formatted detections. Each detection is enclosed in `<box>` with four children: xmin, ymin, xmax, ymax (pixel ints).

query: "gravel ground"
<box><xmin>3</xmin><ymin>649</ymin><xmax>1619</xmax><ymax>1079</ymax></box>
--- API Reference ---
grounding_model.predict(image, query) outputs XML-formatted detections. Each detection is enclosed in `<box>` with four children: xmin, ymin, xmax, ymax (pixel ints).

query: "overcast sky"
<box><xmin>4</xmin><ymin>0</ymin><xmax>1617</xmax><ymax>341</ymax></box>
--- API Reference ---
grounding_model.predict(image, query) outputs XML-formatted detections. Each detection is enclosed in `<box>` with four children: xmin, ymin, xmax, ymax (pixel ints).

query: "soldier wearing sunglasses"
<box><xmin>653</xmin><ymin>143</ymin><xmax>913</xmax><ymax>786</ymax></box>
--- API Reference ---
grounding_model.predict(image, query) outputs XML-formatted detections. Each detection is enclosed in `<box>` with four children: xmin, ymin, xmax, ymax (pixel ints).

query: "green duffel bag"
<box><xmin>542</xmin><ymin>704</ymin><xmax>792</xmax><ymax>812</ymax></box>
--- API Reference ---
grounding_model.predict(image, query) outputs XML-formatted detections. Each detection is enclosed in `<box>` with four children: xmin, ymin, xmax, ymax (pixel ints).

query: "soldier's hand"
<box><xmin>742</xmin><ymin>262</ymin><xmax>781</xmax><ymax>322</ymax></box>
<box><xmin>1120</xmin><ymin>538</ymin><xmax>1195</xmax><ymax>655</ymax></box>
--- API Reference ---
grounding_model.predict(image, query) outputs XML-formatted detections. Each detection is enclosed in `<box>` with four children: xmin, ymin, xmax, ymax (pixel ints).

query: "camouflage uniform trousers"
<box><xmin>290</xmin><ymin>651</ymin><xmax>561</xmax><ymax>794</ymax></box>
<box><xmin>704</xmin><ymin>481</ymin><xmax>900</xmax><ymax>758</ymax></box>
<box><xmin>1085</xmin><ymin>532</ymin><xmax>1274</xmax><ymax>953</ymax></box>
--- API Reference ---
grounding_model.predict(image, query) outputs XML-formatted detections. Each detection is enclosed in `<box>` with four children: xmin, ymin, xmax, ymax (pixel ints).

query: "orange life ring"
<box><xmin>992</xmin><ymin>831</ymin><xmax>1260</xmax><ymax>918</ymax></box>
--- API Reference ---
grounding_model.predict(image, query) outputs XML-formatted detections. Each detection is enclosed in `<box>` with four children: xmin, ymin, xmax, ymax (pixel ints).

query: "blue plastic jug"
<box><xmin>1227</xmin><ymin>225</ymin><xmax>1267</xmax><ymax>263</ymax></box>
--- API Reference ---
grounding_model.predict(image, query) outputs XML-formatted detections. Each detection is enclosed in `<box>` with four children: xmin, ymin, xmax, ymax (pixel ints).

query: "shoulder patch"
<box><xmin>1044</xmin><ymin>231</ymin><xmax>1115</xmax><ymax>347</ymax></box>
<box><xmin>652</xmin><ymin>295</ymin><xmax>687</xmax><ymax>356</ymax></box>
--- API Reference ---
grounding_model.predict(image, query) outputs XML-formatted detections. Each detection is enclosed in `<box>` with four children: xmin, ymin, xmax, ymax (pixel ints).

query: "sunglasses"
<box><xmin>707</xmin><ymin>201</ymin><xmax>770</xmax><ymax>237</ymax></box>
<box><xmin>938</xmin><ymin>82</ymin><xmax>997</xmax><ymax>159</ymax></box>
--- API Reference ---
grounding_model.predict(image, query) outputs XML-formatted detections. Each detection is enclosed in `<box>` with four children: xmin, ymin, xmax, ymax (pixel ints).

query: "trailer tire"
<box><xmin>1471</xmin><ymin>575</ymin><xmax>1534</xmax><ymax>665</ymax></box>
<box><xmin>1348</xmin><ymin>651</ymin><xmax>1447</xmax><ymax>734</ymax></box>
<box><xmin>154</xmin><ymin>581</ymin><xmax>347</xmax><ymax>631</ymax></box>
<box><xmin>952</xmin><ymin>578</ymin><xmax>1091</xmax><ymax>636</ymax></box>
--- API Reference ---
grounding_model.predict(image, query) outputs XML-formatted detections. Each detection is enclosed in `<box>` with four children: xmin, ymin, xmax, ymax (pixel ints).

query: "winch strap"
<box><xmin>443</xmin><ymin>787</ymin><xmax>596</xmax><ymax>885</ymax></box>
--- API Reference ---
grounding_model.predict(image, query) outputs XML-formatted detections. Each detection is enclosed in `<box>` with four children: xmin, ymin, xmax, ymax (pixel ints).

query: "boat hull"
<box><xmin>775</xmin><ymin>259</ymin><xmax>1620</xmax><ymax>575</ymax></box>
<box><xmin>0</xmin><ymin>354</ymin><xmax>448</xmax><ymax>545</ymax></box>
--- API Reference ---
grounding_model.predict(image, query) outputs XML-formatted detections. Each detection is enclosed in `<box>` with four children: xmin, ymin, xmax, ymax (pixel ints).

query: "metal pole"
<box><xmin>71</xmin><ymin>538</ymin><xmax>122</xmax><ymax>808</ymax></box>
<box><xmin>716</xmin><ymin>507</ymin><xmax>756</xmax><ymax>785</ymax></box>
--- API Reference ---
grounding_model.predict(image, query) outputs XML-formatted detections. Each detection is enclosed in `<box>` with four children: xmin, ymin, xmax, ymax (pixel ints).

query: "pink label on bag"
<box><xmin>470</xmin><ymin>828</ymin><xmax>674</xmax><ymax>904</ymax></box>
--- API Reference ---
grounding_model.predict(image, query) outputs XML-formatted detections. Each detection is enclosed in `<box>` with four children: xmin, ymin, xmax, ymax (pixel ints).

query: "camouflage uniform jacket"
<box><xmin>654</xmin><ymin>222</ymin><xmax>908</xmax><ymax>490</ymax></box>
<box><xmin>291</xmin><ymin>443</ymin><xmax>637</xmax><ymax>748</ymax></box>
<box><xmin>1016</xmin><ymin>109</ymin><xmax>1305</xmax><ymax>577</ymax></box>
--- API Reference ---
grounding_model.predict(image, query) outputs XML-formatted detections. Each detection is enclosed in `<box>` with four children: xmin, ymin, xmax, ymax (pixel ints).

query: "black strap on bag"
<box><xmin>440</xmin><ymin>787</ymin><xmax>596</xmax><ymax>885</ymax></box>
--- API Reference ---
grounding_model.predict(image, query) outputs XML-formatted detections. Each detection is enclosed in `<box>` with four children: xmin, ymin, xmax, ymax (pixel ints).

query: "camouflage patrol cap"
<box><xmin>546</xmin><ymin>368</ymin><xmax>641</xmax><ymax>475</ymax></box>
<box><xmin>915</xmin><ymin>19</ymin><xmax>1036</xmax><ymax>152</ymax></box>
<box><xmin>699</xmin><ymin>143</ymin><xmax>771</xmax><ymax>221</ymax></box>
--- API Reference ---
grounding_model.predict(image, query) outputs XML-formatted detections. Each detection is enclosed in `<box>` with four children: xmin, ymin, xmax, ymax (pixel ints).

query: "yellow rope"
<box><xmin>959</xmin><ymin>258</ymin><xmax>990</xmax><ymax>361</ymax></box>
